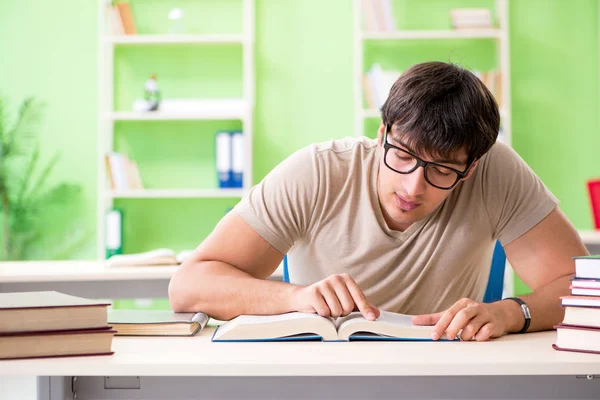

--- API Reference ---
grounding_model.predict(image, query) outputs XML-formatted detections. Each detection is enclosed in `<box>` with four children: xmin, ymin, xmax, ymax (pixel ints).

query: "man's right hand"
<box><xmin>288</xmin><ymin>273</ymin><xmax>380</xmax><ymax>320</ymax></box>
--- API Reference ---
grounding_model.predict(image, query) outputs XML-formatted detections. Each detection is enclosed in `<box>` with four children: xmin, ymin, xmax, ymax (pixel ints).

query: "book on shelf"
<box><xmin>107</xmin><ymin>2</ymin><xmax>125</xmax><ymax>35</ymax></box>
<box><xmin>361</xmin><ymin>0</ymin><xmax>397</xmax><ymax>31</ymax></box>
<box><xmin>450</xmin><ymin>8</ymin><xmax>493</xmax><ymax>30</ymax></box>
<box><xmin>114</xmin><ymin>1</ymin><xmax>137</xmax><ymax>35</ymax></box>
<box><xmin>552</xmin><ymin>324</ymin><xmax>600</xmax><ymax>355</ymax></box>
<box><xmin>0</xmin><ymin>291</ymin><xmax>110</xmax><ymax>334</ymax></box>
<box><xmin>106</xmin><ymin>248</ymin><xmax>195</xmax><ymax>267</ymax></box>
<box><xmin>363</xmin><ymin>64</ymin><xmax>401</xmax><ymax>110</ymax></box>
<box><xmin>108</xmin><ymin>309</ymin><xmax>209</xmax><ymax>336</ymax></box>
<box><xmin>105</xmin><ymin>152</ymin><xmax>144</xmax><ymax>191</ymax></box>
<box><xmin>212</xmin><ymin>311</ymin><xmax>446</xmax><ymax>342</ymax></box>
<box><xmin>573</xmin><ymin>255</ymin><xmax>600</xmax><ymax>279</ymax></box>
<box><xmin>216</xmin><ymin>130</ymin><xmax>244</xmax><ymax>189</ymax></box>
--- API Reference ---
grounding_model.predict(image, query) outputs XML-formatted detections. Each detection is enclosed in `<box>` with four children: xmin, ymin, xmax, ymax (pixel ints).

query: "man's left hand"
<box><xmin>412</xmin><ymin>298</ymin><xmax>511</xmax><ymax>341</ymax></box>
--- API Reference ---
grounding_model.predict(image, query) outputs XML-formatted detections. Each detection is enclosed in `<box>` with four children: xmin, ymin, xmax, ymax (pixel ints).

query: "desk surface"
<box><xmin>1</xmin><ymin>329</ymin><xmax>599</xmax><ymax>377</ymax></box>
<box><xmin>0</xmin><ymin>261</ymin><xmax>283</xmax><ymax>283</ymax></box>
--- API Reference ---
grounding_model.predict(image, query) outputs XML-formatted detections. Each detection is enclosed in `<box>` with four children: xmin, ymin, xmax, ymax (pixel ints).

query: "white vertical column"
<box><xmin>97</xmin><ymin>0</ymin><xmax>116</xmax><ymax>259</ymax></box>
<box><xmin>354</xmin><ymin>0</ymin><xmax>364</xmax><ymax>137</ymax></box>
<box><xmin>242</xmin><ymin>0</ymin><xmax>255</xmax><ymax>191</ymax></box>
<box><xmin>497</xmin><ymin>0</ymin><xmax>514</xmax><ymax>298</ymax></box>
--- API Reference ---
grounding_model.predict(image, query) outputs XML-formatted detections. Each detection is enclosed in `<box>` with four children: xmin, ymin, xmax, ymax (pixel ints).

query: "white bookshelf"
<box><xmin>97</xmin><ymin>0</ymin><xmax>255</xmax><ymax>259</ymax></box>
<box><xmin>362</xmin><ymin>29</ymin><xmax>502</xmax><ymax>40</ymax></box>
<box><xmin>107</xmin><ymin>189</ymin><xmax>247</xmax><ymax>199</ymax></box>
<box><xmin>106</xmin><ymin>33</ymin><xmax>246</xmax><ymax>45</ymax></box>
<box><xmin>108</xmin><ymin>109</ymin><xmax>248</xmax><ymax>121</ymax></box>
<box><xmin>353</xmin><ymin>0</ymin><xmax>513</xmax><ymax>294</ymax></box>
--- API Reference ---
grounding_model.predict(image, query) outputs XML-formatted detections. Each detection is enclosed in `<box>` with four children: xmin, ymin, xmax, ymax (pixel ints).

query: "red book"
<box><xmin>586</xmin><ymin>179</ymin><xmax>600</xmax><ymax>229</ymax></box>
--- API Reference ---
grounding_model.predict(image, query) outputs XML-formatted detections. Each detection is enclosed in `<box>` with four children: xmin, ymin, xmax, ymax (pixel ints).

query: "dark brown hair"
<box><xmin>381</xmin><ymin>61</ymin><xmax>500</xmax><ymax>162</ymax></box>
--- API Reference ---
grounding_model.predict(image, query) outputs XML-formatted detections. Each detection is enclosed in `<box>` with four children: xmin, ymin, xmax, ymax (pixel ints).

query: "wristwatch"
<box><xmin>503</xmin><ymin>297</ymin><xmax>531</xmax><ymax>333</ymax></box>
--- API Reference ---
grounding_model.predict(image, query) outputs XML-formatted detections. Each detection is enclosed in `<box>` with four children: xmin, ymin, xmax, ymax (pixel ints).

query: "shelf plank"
<box><xmin>362</xmin><ymin>108</ymin><xmax>508</xmax><ymax>120</ymax></box>
<box><xmin>108</xmin><ymin>111</ymin><xmax>246</xmax><ymax>121</ymax></box>
<box><xmin>362</xmin><ymin>29</ymin><xmax>501</xmax><ymax>40</ymax></box>
<box><xmin>578</xmin><ymin>230</ymin><xmax>600</xmax><ymax>246</ymax></box>
<box><xmin>106</xmin><ymin>34</ymin><xmax>246</xmax><ymax>45</ymax></box>
<box><xmin>108</xmin><ymin>189</ymin><xmax>246</xmax><ymax>199</ymax></box>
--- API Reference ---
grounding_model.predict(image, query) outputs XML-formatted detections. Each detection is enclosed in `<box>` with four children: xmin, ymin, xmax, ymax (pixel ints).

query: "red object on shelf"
<box><xmin>587</xmin><ymin>179</ymin><xmax>600</xmax><ymax>229</ymax></box>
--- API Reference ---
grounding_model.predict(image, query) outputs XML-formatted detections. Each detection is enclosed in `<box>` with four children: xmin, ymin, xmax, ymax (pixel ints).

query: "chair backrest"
<box><xmin>281</xmin><ymin>241</ymin><xmax>506</xmax><ymax>303</ymax></box>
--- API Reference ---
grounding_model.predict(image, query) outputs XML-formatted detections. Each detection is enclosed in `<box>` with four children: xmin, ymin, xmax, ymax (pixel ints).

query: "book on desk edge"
<box><xmin>108</xmin><ymin>309</ymin><xmax>209</xmax><ymax>336</ymax></box>
<box><xmin>552</xmin><ymin>323</ymin><xmax>600</xmax><ymax>355</ymax></box>
<box><xmin>0</xmin><ymin>326</ymin><xmax>116</xmax><ymax>360</ymax></box>
<box><xmin>211</xmin><ymin>310</ymin><xmax>454</xmax><ymax>342</ymax></box>
<box><xmin>0</xmin><ymin>291</ymin><xmax>110</xmax><ymax>333</ymax></box>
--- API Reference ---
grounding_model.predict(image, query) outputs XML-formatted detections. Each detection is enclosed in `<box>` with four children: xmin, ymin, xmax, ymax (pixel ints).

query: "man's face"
<box><xmin>376</xmin><ymin>123</ymin><xmax>478</xmax><ymax>232</ymax></box>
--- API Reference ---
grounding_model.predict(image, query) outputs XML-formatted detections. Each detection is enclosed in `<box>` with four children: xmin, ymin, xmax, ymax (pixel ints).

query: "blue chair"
<box><xmin>281</xmin><ymin>241</ymin><xmax>506</xmax><ymax>303</ymax></box>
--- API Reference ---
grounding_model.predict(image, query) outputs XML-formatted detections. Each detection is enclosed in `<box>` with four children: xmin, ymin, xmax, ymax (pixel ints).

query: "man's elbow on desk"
<box><xmin>168</xmin><ymin>260</ymin><xmax>207</xmax><ymax>313</ymax></box>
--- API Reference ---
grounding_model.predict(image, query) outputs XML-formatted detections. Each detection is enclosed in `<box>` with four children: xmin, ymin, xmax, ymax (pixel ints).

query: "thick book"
<box><xmin>108</xmin><ymin>310</ymin><xmax>209</xmax><ymax>336</ymax></box>
<box><xmin>106</xmin><ymin>248</ymin><xmax>194</xmax><ymax>267</ymax></box>
<box><xmin>562</xmin><ymin>306</ymin><xmax>600</xmax><ymax>329</ymax></box>
<box><xmin>573</xmin><ymin>255</ymin><xmax>600</xmax><ymax>279</ymax></box>
<box><xmin>552</xmin><ymin>324</ymin><xmax>600</xmax><ymax>355</ymax></box>
<box><xmin>0</xmin><ymin>291</ymin><xmax>110</xmax><ymax>333</ymax></box>
<box><xmin>0</xmin><ymin>327</ymin><xmax>115</xmax><ymax>360</ymax></box>
<box><xmin>212</xmin><ymin>311</ymin><xmax>447</xmax><ymax>342</ymax></box>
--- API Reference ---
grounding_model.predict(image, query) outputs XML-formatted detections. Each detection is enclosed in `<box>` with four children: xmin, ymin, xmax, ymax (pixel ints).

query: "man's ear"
<box><xmin>462</xmin><ymin>159</ymin><xmax>480</xmax><ymax>181</ymax></box>
<box><xmin>376</xmin><ymin>122</ymin><xmax>386</xmax><ymax>146</ymax></box>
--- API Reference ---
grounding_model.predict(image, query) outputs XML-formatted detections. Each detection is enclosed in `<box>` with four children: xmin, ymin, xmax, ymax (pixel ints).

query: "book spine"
<box><xmin>106</xmin><ymin>208</ymin><xmax>123</xmax><ymax>259</ymax></box>
<box><xmin>216</xmin><ymin>131</ymin><xmax>233</xmax><ymax>188</ymax></box>
<box><xmin>231</xmin><ymin>131</ymin><xmax>244</xmax><ymax>188</ymax></box>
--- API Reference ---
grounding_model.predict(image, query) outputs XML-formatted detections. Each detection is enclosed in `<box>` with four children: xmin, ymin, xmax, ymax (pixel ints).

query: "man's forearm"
<box><xmin>168</xmin><ymin>260</ymin><xmax>297</xmax><ymax>320</ymax></box>
<box><xmin>496</xmin><ymin>274</ymin><xmax>573</xmax><ymax>333</ymax></box>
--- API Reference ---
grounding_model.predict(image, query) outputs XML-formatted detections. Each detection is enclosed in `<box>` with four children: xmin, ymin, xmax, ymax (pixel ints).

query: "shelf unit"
<box><xmin>353</xmin><ymin>0</ymin><xmax>513</xmax><ymax>294</ymax></box>
<box><xmin>97</xmin><ymin>0</ymin><xmax>255</xmax><ymax>259</ymax></box>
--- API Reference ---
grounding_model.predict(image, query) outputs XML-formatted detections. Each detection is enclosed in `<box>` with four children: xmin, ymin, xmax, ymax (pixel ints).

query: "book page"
<box><xmin>213</xmin><ymin>312</ymin><xmax>337</xmax><ymax>341</ymax></box>
<box><xmin>336</xmin><ymin>311</ymin><xmax>431</xmax><ymax>340</ymax></box>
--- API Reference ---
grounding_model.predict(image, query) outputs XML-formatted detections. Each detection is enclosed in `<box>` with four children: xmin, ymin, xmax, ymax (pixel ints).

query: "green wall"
<box><xmin>1</xmin><ymin>0</ymin><xmax>599</xmax><ymax>295</ymax></box>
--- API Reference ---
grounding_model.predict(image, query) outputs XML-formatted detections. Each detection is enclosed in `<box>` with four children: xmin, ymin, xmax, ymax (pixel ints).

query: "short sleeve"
<box><xmin>231</xmin><ymin>145</ymin><xmax>320</xmax><ymax>254</ymax></box>
<box><xmin>481</xmin><ymin>141</ymin><xmax>559</xmax><ymax>246</ymax></box>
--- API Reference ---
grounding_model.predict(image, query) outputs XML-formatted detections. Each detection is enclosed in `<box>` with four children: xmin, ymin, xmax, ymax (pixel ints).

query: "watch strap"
<box><xmin>503</xmin><ymin>297</ymin><xmax>531</xmax><ymax>333</ymax></box>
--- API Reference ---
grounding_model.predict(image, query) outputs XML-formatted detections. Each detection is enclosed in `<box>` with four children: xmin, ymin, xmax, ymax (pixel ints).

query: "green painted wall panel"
<box><xmin>0</xmin><ymin>1</ymin><xmax>598</xmax><ymax>297</ymax></box>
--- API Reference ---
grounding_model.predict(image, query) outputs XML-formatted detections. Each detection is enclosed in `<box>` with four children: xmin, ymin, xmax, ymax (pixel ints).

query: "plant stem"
<box><xmin>2</xmin><ymin>192</ymin><xmax>8</xmax><ymax>259</ymax></box>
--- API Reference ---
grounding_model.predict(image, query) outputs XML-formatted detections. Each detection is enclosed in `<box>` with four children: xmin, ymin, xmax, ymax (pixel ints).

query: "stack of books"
<box><xmin>450</xmin><ymin>8</ymin><xmax>493</xmax><ymax>30</ymax></box>
<box><xmin>553</xmin><ymin>256</ymin><xmax>600</xmax><ymax>354</ymax></box>
<box><xmin>105</xmin><ymin>152</ymin><xmax>144</xmax><ymax>191</ymax></box>
<box><xmin>0</xmin><ymin>291</ymin><xmax>115</xmax><ymax>360</ymax></box>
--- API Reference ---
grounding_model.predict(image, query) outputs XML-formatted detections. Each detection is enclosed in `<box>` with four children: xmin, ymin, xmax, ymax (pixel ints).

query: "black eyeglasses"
<box><xmin>382</xmin><ymin>125</ymin><xmax>476</xmax><ymax>190</ymax></box>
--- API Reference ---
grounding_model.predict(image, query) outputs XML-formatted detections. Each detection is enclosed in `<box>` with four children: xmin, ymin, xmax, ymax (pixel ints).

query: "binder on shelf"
<box><xmin>106</xmin><ymin>209</ymin><xmax>123</xmax><ymax>259</ymax></box>
<box><xmin>231</xmin><ymin>131</ymin><xmax>244</xmax><ymax>188</ymax></box>
<box><xmin>216</xmin><ymin>131</ymin><xmax>233</xmax><ymax>188</ymax></box>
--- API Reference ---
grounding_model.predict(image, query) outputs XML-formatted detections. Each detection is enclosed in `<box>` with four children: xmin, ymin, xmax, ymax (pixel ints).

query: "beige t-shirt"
<box><xmin>233</xmin><ymin>137</ymin><xmax>559</xmax><ymax>314</ymax></box>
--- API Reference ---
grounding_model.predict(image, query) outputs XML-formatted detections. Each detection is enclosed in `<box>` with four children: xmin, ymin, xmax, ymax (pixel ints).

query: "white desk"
<box><xmin>0</xmin><ymin>261</ymin><xmax>283</xmax><ymax>299</ymax></box>
<box><xmin>1</xmin><ymin>329</ymin><xmax>599</xmax><ymax>399</ymax></box>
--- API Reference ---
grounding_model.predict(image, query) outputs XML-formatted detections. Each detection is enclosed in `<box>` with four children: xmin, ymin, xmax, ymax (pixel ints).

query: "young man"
<box><xmin>169</xmin><ymin>62</ymin><xmax>587</xmax><ymax>341</ymax></box>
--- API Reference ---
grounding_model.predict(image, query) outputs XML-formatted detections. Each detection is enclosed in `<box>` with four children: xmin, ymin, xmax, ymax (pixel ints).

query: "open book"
<box><xmin>212</xmin><ymin>311</ymin><xmax>446</xmax><ymax>342</ymax></box>
<box><xmin>108</xmin><ymin>310</ymin><xmax>209</xmax><ymax>336</ymax></box>
<box><xmin>106</xmin><ymin>248</ymin><xmax>194</xmax><ymax>267</ymax></box>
